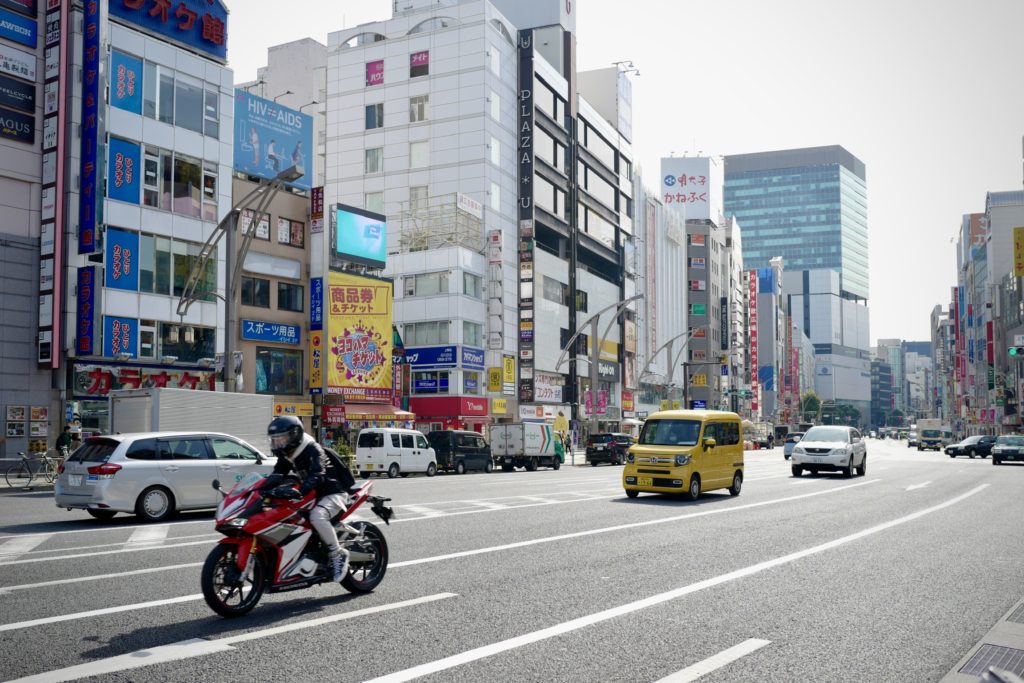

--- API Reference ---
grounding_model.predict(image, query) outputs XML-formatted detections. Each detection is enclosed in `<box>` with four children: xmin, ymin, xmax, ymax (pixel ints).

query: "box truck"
<box><xmin>490</xmin><ymin>423</ymin><xmax>563</xmax><ymax>472</ymax></box>
<box><xmin>108</xmin><ymin>388</ymin><xmax>274</xmax><ymax>455</ymax></box>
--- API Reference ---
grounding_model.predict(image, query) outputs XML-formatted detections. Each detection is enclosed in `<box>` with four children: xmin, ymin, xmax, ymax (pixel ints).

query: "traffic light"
<box><xmin>1010</xmin><ymin>347</ymin><xmax>1024</xmax><ymax>357</ymax></box>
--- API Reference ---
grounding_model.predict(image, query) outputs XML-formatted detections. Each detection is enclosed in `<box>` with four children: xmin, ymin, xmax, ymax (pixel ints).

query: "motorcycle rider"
<box><xmin>265</xmin><ymin>415</ymin><xmax>350</xmax><ymax>582</ymax></box>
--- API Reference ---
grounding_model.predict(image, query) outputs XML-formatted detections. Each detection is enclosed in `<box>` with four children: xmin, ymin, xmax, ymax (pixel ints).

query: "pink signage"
<box><xmin>411</xmin><ymin>50</ymin><xmax>429</xmax><ymax>67</ymax></box>
<box><xmin>366</xmin><ymin>59</ymin><xmax>384</xmax><ymax>86</ymax></box>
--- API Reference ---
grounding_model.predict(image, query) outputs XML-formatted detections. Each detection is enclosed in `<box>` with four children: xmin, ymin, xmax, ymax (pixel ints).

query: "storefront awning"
<box><xmin>341</xmin><ymin>404</ymin><xmax>415</xmax><ymax>421</ymax></box>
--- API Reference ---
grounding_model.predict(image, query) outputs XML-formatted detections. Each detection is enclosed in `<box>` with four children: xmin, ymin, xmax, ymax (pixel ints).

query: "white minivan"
<box><xmin>356</xmin><ymin>428</ymin><xmax>437</xmax><ymax>478</ymax></box>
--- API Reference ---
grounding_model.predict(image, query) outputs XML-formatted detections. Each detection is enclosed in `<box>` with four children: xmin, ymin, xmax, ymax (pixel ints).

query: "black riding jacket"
<box><xmin>269</xmin><ymin>434</ymin><xmax>343</xmax><ymax>496</ymax></box>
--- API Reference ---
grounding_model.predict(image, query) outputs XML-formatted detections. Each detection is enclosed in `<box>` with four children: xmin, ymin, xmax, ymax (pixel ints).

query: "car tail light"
<box><xmin>57</xmin><ymin>463</ymin><xmax>65</xmax><ymax>474</ymax></box>
<box><xmin>86</xmin><ymin>463</ymin><xmax>122</xmax><ymax>479</ymax></box>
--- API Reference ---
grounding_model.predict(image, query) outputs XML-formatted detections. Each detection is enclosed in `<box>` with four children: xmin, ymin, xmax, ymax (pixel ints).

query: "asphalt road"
<box><xmin>0</xmin><ymin>438</ymin><xmax>1021</xmax><ymax>682</ymax></box>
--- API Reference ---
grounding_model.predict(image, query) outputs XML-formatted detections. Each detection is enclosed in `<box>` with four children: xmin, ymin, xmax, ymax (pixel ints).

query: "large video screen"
<box><xmin>335</xmin><ymin>204</ymin><xmax>387</xmax><ymax>269</ymax></box>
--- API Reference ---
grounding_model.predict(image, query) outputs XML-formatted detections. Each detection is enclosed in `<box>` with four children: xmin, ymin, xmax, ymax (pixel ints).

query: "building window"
<box><xmin>490</xmin><ymin>90</ymin><xmax>500</xmax><ymax>120</ymax></box>
<box><xmin>139</xmin><ymin>320</ymin><xmax>157</xmax><ymax>359</ymax></box>
<box><xmin>463</xmin><ymin>272</ymin><xmax>482</xmax><ymax>299</ymax></box>
<box><xmin>490</xmin><ymin>182</ymin><xmax>500</xmax><ymax>212</ymax></box>
<box><xmin>143</xmin><ymin>61</ymin><xmax>158</xmax><ymax>119</ymax></box>
<box><xmin>365</xmin><ymin>103</ymin><xmax>383</xmax><ymax>129</ymax></box>
<box><xmin>463</xmin><ymin>371</ymin><xmax>481</xmax><ymax>395</ymax></box>
<box><xmin>160</xmin><ymin>323</ymin><xmax>215</xmax><ymax>364</ymax></box>
<box><xmin>410</xmin><ymin>95</ymin><xmax>429</xmax><ymax>123</ymax></box>
<box><xmin>173</xmin><ymin>74</ymin><xmax>204</xmax><ymax>134</ymax></box>
<box><xmin>404</xmin><ymin>321</ymin><xmax>449</xmax><ymax>345</ymax></box>
<box><xmin>240</xmin><ymin>209</ymin><xmax>270</xmax><ymax>240</ymax></box>
<box><xmin>409</xmin><ymin>185</ymin><xmax>428</xmax><ymax>213</ymax></box>
<box><xmin>255</xmin><ymin>347</ymin><xmax>303</xmax><ymax>395</ymax></box>
<box><xmin>490</xmin><ymin>136</ymin><xmax>500</xmax><ymax>166</ymax></box>
<box><xmin>412</xmin><ymin>370</ymin><xmax>449</xmax><ymax>395</ymax></box>
<box><xmin>410</xmin><ymin>50</ymin><xmax>429</xmax><ymax>78</ymax></box>
<box><xmin>489</xmin><ymin>47</ymin><xmax>500</xmax><ymax>76</ymax></box>
<box><xmin>277</xmin><ymin>282</ymin><xmax>304</xmax><ymax>312</ymax></box>
<box><xmin>241</xmin><ymin>276</ymin><xmax>271</xmax><ymax>307</ymax></box>
<box><xmin>143</xmin><ymin>147</ymin><xmax>161</xmax><ymax>208</ymax></box>
<box><xmin>277</xmin><ymin>217</ymin><xmax>304</xmax><ymax>248</ymax></box>
<box><xmin>405</xmin><ymin>271</ymin><xmax>449</xmax><ymax>297</ymax></box>
<box><xmin>365</xmin><ymin>191</ymin><xmax>384</xmax><ymax>214</ymax></box>
<box><xmin>410</xmin><ymin>141</ymin><xmax>429</xmax><ymax>168</ymax></box>
<box><xmin>365</xmin><ymin>147</ymin><xmax>383</xmax><ymax>174</ymax></box>
<box><xmin>204</xmin><ymin>87</ymin><xmax>219</xmax><ymax>138</ymax></box>
<box><xmin>463</xmin><ymin>321</ymin><xmax>483</xmax><ymax>347</ymax></box>
<box><xmin>542</xmin><ymin>276</ymin><xmax>569</xmax><ymax>306</ymax></box>
<box><xmin>139</xmin><ymin>234</ymin><xmax>170</xmax><ymax>295</ymax></box>
<box><xmin>202</xmin><ymin>162</ymin><xmax>217</xmax><ymax>222</ymax></box>
<box><xmin>172</xmin><ymin>152</ymin><xmax>202</xmax><ymax>218</ymax></box>
<box><xmin>158</xmin><ymin>68</ymin><xmax>174</xmax><ymax>124</ymax></box>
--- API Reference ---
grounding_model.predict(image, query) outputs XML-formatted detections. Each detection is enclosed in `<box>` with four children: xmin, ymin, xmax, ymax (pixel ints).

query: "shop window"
<box><xmin>255</xmin><ymin>347</ymin><xmax>303</xmax><ymax>395</ymax></box>
<box><xmin>412</xmin><ymin>370</ymin><xmax>449</xmax><ymax>394</ymax></box>
<box><xmin>277</xmin><ymin>217</ymin><xmax>304</xmax><ymax>248</ymax></box>
<box><xmin>241</xmin><ymin>276</ymin><xmax>270</xmax><ymax>307</ymax></box>
<box><xmin>277</xmin><ymin>282</ymin><xmax>304</xmax><ymax>312</ymax></box>
<box><xmin>240</xmin><ymin>209</ymin><xmax>270</xmax><ymax>240</ymax></box>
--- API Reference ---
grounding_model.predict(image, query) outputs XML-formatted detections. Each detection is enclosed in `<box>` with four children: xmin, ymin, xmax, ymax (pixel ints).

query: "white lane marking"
<box><xmin>366</xmin><ymin>484</ymin><xmax>988</xmax><ymax>683</ymax></box>
<box><xmin>905</xmin><ymin>481</ymin><xmax>932</xmax><ymax>491</ymax></box>
<box><xmin>124</xmin><ymin>524</ymin><xmax>170</xmax><ymax>549</ymax></box>
<box><xmin>10</xmin><ymin>532</ymin><xmax>217</xmax><ymax>557</ymax></box>
<box><xmin>0</xmin><ymin>539</ymin><xmax>213</xmax><ymax>567</ymax></box>
<box><xmin>10</xmin><ymin>593</ymin><xmax>456</xmax><ymax>683</ymax></box>
<box><xmin>0</xmin><ymin>535</ymin><xmax>50</xmax><ymax>561</ymax></box>
<box><xmin>0</xmin><ymin>594</ymin><xmax>204</xmax><ymax>632</ymax></box>
<box><xmin>0</xmin><ymin>563</ymin><xmax>204</xmax><ymax>595</ymax></box>
<box><xmin>403</xmin><ymin>505</ymin><xmax>446</xmax><ymax>518</ymax></box>
<box><xmin>465</xmin><ymin>500</ymin><xmax>507</xmax><ymax>510</ymax></box>
<box><xmin>654</xmin><ymin>638</ymin><xmax>771</xmax><ymax>682</ymax></box>
<box><xmin>0</xmin><ymin>518</ymin><xmax>211</xmax><ymax>541</ymax></box>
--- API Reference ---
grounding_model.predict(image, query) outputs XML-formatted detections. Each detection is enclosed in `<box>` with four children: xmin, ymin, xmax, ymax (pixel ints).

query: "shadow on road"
<box><xmin>0</xmin><ymin>508</ymin><xmax>216</xmax><ymax>536</ymax></box>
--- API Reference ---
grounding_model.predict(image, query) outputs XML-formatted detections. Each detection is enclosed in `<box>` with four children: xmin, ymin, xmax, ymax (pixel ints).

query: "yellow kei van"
<box><xmin>623</xmin><ymin>410</ymin><xmax>744</xmax><ymax>500</ymax></box>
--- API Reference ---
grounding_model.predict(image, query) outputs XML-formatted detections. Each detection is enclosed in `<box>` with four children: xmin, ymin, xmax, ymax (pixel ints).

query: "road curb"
<box><xmin>941</xmin><ymin>597</ymin><xmax>1024</xmax><ymax>682</ymax></box>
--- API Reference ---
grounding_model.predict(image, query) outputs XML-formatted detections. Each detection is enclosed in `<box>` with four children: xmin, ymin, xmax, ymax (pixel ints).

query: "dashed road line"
<box><xmin>654</xmin><ymin>638</ymin><xmax>771</xmax><ymax>682</ymax></box>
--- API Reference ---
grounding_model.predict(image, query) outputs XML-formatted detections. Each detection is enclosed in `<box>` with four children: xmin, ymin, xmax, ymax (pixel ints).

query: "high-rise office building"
<box><xmin>723</xmin><ymin>145</ymin><xmax>868</xmax><ymax>301</ymax></box>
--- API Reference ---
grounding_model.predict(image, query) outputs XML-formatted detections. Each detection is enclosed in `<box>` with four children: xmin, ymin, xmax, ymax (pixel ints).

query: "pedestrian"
<box><xmin>56</xmin><ymin>426</ymin><xmax>73</xmax><ymax>454</ymax></box>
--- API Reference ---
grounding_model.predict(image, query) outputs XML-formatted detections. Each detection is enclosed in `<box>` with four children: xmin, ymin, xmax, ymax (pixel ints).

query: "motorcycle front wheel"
<box><xmin>341</xmin><ymin>521</ymin><xmax>389</xmax><ymax>593</ymax></box>
<box><xmin>201</xmin><ymin>544</ymin><xmax>266</xmax><ymax>617</ymax></box>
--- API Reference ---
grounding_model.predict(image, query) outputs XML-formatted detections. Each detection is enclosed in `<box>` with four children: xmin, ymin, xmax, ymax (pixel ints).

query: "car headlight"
<box><xmin>793</xmin><ymin>446</ymin><xmax>805</xmax><ymax>455</ymax></box>
<box><xmin>675</xmin><ymin>454</ymin><xmax>691</xmax><ymax>466</ymax></box>
<box><xmin>626</xmin><ymin>453</ymin><xmax>634</xmax><ymax>463</ymax></box>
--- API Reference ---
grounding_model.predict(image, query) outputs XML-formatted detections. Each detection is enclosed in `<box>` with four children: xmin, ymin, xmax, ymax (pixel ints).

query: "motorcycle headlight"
<box><xmin>675</xmin><ymin>454</ymin><xmax>691</xmax><ymax>466</ymax></box>
<box><xmin>225</xmin><ymin>518</ymin><xmax>247</xmax><ymax>528</ymax></box>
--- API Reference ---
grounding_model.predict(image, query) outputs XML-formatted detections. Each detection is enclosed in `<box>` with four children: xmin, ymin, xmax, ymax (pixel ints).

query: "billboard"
<box><xmin>107</xmin><ymin>137</ymin><xmax>140</xmax><ymax>204</ymax></box>
<box><xmin>334</xmin><ymin>204</ymin><xmax>387</xmax><ymax>269</ymax></box>
<box><xmin>108</xmin><ymin>0</ymin><xmax>227</xmax><ymax>63</ymax></box>
<box><xmin>110</xmin><ymin>50</ymin><xmax>142</xmax><ymax>114</ymax></box>
<box><xmin>233</xmin><ymin>89</ymin><xmax>312</xmax><ymax>191</ymax></box>
<box><xmin>661</xmin><ymin>156</ymin><xmax>723</xmax><ymax>221</ymax></box>
<box><xmin>326</xmin><ymin>271</ymin><xmax>393</xmax><ymax>402</ymax></box>
<box><xmin>105</xmin><ymin>227</ymin><xmax>139</xmax><ymax>291</ymax></box>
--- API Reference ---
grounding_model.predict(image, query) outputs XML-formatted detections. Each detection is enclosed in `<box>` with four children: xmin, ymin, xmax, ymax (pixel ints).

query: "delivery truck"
<box><xmin>490</xmin><ymin>423</ymin><xmax>563</xmax><ymax>472</ymax></box>
<box><xmin>108</xmin><ymin>388</ymin><xmax>274</xmax><ymax>455</ymax></box>
<box><xmin>916</xmin><ymin>418</ymin><xmax>948</xmax><ymax>451</ymax></box>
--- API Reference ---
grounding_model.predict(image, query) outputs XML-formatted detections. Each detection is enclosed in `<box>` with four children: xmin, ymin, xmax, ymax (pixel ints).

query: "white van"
<box><xmin>356</xmin><ymin>428</ymin><xmax>437</xmax><ymax>478</ymax></box>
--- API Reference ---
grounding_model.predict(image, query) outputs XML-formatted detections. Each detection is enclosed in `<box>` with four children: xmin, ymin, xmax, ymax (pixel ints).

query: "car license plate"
<box><xmin>69</xmin><ymin>475</ymin><xmax>83</xmax><ymax>486</ymax></box>
<box><xmin>597</xmin><ymin>445</ymin><xmax>605</xmax><ymax>450</ymax></box>
<box><xmin>637</xmin><ymin>476</ymin><xmax>653</xmax><ymax>487</ymax></box>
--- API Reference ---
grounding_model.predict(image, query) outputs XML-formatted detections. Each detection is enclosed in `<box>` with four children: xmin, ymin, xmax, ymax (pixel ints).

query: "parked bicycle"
<box><xmin>5</xmin><ymin>449</ymin><xmax>65</xmax><ymax>489</ymax></box>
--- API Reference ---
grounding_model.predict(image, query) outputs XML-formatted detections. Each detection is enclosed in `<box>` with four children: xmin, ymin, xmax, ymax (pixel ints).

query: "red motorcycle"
<box><xmin>201</xmin><ymin>472</ymin><xmax>394</xmax><ymax>617</ymax></box>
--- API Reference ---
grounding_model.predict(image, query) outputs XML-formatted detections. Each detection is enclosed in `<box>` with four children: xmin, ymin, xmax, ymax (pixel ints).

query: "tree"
<box><xmin>835</xmin><ymin>404</ymin><xmax>862</xmax><ymax>427</ymax></box>
<box><xmin>800</xmin><ymin>392</ymin><xmax>821</xmax><ymax>422</ymax></box>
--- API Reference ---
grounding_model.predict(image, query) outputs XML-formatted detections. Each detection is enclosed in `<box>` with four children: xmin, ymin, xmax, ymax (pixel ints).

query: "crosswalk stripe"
<box><xmin>0</xmin><ymin>535</ymin><xmax>49</xmax><ymax>561</ymax></box>
<box><xmin>124</xmin><ymin>525</ymin><xmax>170</xmax><ymax>550</ymax></box>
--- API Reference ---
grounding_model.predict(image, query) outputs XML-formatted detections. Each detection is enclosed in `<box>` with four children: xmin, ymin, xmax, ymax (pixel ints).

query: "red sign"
<box><xmin>322</xmin><ymin>405</ymin><xmax>346</xmax><ymax>424</ymax></box>
<box><xmin>408</xmin><ymin>396</ymin><xmax>488</xmax><ymax>417</ymax></box>
<box><xmin>365</xmin><ymin>59</ymin><xmax>383</xmax><ymax>86</ymax></box>
<box><xmin>622</xmin><ymin>390</ymin><xmax>634</xmax><ymax>412</ymax></box>
<box><xmin>71</xmin><ymin>363</ymin><xmax>215</xmax><ymax>397</ymax></box>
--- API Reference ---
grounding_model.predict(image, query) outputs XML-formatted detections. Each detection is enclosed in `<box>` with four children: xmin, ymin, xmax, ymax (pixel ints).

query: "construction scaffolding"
<box><xmin>397</xmin><ymin>192</ymin><xmax>485</xmax><ymax>254</ymax></box>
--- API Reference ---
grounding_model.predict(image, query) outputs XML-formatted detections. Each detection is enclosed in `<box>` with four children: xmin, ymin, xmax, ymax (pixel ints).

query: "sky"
<box><xmin>226</xmin><ymin>0</ymin><xmax>1024</xmax><ymax>343</ymax></box>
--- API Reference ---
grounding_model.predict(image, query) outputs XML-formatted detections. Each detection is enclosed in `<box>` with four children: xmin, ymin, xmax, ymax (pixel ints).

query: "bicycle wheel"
<box><xmin>42</xmin><ymin>460</ymin><xmax>58</xmax><ymax>484</ymax></box>
<box><xmin>5</xmin><ymin>463</ymin><xmax>34</xmax><ymax>488</ymax></box>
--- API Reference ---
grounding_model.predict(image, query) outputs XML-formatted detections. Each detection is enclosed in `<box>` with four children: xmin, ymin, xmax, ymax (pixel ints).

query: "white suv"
<box><xmin>790</xmin><ymin>426</ymin><xmax>866</xmax><ymax>478</ymax></box>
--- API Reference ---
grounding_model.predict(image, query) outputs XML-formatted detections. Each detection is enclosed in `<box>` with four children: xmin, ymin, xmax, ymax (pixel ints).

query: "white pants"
<box><xmin>310</xmin><ymin>493</ymin><xmax>347</xmax><ymax>553</ymax></box>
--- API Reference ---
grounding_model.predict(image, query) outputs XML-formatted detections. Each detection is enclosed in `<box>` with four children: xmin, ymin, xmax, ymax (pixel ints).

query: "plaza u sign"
<box><xmin>241</xmin><ymin>319</ymin><xmax>300</xmax><ymax>345</ymax></box>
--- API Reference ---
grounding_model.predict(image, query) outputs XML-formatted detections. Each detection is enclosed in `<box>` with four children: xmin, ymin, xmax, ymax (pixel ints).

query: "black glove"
<box><xmin>269</xmin><ymin>486</ymin><xmax>300</xmax><ymax>500</ymax></box>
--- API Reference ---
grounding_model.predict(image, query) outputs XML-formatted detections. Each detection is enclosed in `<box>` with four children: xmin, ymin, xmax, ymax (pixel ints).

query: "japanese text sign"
<box><xmin>241</xmin><ymin>319</ymin><xmax>300</xmax><ymax>345</ymax></box>
<box><xmin>1014</xmin><ymin>227</ymin><xmax>1024</xmax><ymax>277</ymax></box>
<box><xmin>77</xmin><ymin>0</ymin><xmax>99</xmax><ymax>254</ymax></box>
<box><xmin>103</xmin><ymin>316</ymin><xmax>136</xmax><ymax>357</ymax></box>
<box><xmin>660</xmin><ymin>156</ymin><xmax>722</xmax><ymax>221</ymax></box>
<box><xmin>326</xmin><ymin>271</ymin><xmax>392</xmax><ymax>401</ymax></box>
<box><xmin>110</xmin><ymin>50</ymin><xmax>142</xmax><ymax>114</ymax></box>
<box><xmin>108</xmin><ymin>0</ymin><xmax>227</xmax><ymax>62</ymax></box>
<box><xmin>76</xmin><ymin>266</ymin><xmax>96</xmax><ymax>355</ymax></box>
<box><xmin>365</xmin><ymin>59</ymin><xmax>383</xmax><ymax>86</ymax></box>
<box><xmin>105</xmin><ymin>227</ymin><xmax>139</xmax><ymax>291</ymax></box>
<box><xmin>107</xmin><ymin>137</ymin><xmax>141</xmax><ymax>204</ymax></box>
<box><xmin>310</xmin><ymin>277</ymin><xmax>323</xmax><ymax>330</ymax></box>
<box><xmin>309</xmin><ymin>330</ymin><xmax>323</xmax><ymax>394</ymax></box>
<box><xmin>0</xmin><ymin>6</ymin><xmax>36</xmax><ymax>46</ymax></box>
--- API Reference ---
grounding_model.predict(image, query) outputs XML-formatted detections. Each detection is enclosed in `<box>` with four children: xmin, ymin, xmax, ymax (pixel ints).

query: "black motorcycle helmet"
<box><xmin>267</xmin><ymin>415</ymin><xmax>304</xmax><ymax>457</ymax></box>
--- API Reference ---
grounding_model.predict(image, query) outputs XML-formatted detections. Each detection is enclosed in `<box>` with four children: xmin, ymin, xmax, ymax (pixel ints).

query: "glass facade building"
<box><xmin>723</xmin><ymin>146</ymin><xmax>868</xmax><ymax>300</ymax></box>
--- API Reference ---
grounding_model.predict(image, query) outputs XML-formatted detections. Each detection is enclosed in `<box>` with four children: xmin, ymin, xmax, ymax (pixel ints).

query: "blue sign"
<box><xmin>310</xmin><ymin>277</ymin><xmax>323</xmax><ymax>330</ymax></box>
<box><xmin>75</xmin><ymin>267</ymin><xmax>97</xmax><ymax>355</ymax></box>
<box><xmin>759</xmin><ymin>366</ymin><xmax>775</xmax><ymax>392</ymax></box>
<box><xmin>108</xmin><ymin>0</ymin><xmax>227</xmax><ymax>63</ymax></box>
<box><xmin>690</xmin><ymin>400</ymin><xmax>707</xmax><ymax>409</ymax></box>
<box><xmin>414</xmin><ymin>377</ymin><xmax>449</xmax><ymax>393</ymax></box>
<box><xmin>105</xmin><ymin>228</ymin><xmax>140</xmax><ymax>291</ymax></box>
<box><xmin>103</xmin><ymin>316</ymin><xmax>137</xmax><ymax>357</ymax></box>
<box><xmin>405</xmin><ymin>345</ymin><xmax>457</xmax><ymax>369</ymax></box>
<box><xmin>0</xmin><ymin>6</ymin><xmax>36</xmax><ymax>47</ymax></box>
<box><xmin>241</xmin><ymin>319</ymin><xmax>300</xmax><ymax>345</ymax></box>
<box><xmin>78</xmin><ymin>0</ymin><xmax>100</xmax><ymax>254</ymax></box>
<box><xmin>107</xmin><ymin>138</ymin><xmax>141</xmax><ymax>204</ymax></box>
<box><xmin>335</xmin><ymin>204</ymin><xmax>387</xmax><ymax>269</ymax></box>
<box><xmin>110</xmin><ymin>51</ymin><xmax>143</xmax><ymax>114</ymax></box>
<box><xmin>233</xmin><ymin>90</ymin><xmax>312</xmax><ymax>191</ymax></box>
<box><xmin>461</xmin><ymin>346</ymin><xmax>485</xmax><ymax>370</ymax></box>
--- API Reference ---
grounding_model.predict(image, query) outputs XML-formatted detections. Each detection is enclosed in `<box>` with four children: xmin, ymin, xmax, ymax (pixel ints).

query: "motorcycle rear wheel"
<box><xmin>341</xmin><ymin>521</ymin><xmax>389</xmax><ymax>593</ymax></box>
<box><xmin>201</xmin><ymin>544</ymin><xmax>266</xmax><ymax>617</ymax></box>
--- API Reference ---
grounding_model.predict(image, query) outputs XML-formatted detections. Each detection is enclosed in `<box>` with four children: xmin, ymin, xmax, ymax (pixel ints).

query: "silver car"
<box><xmin>790</xmin><ymin>425</ymin><xmax>867</xmax><ymax>478</ymax></box>
<box><xmin>55</xmin><ymin>432</ymin><xmax>275</xmax><ymax>522</ymax></box>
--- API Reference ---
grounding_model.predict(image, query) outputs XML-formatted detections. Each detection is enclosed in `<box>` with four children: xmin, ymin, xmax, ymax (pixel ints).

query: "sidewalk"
<box><xmin>941</xmin><ymin>597</ymin><xmax>1024</xmax><ymax>681</ymax></box>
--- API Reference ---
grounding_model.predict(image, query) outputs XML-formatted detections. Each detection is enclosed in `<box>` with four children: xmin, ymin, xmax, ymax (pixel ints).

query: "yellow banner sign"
<box><xmin>491</xmin><ymin>398</ymin><xmax>507</xmax><ymax>415</ymax></box>
<box><xmin>503</xmin><ymin>355</ymin><xmax>516</xmax><ymax>384</ymax></box>
<box><xmin>488</xmin><ymin>368</ymin><xmax>502</xmax><ymax>392</ymax></box>
<box><xmin>691</xmin><ymin>374</ymin><xmax>708</xmax><ymax>387</ymax></box>
<box><xmin>309</xmin><ymin>330</ymin><xmax>323</xmax><ymax>392</ymax></box>
<box><xmin>326</xmin><ymin>271</ymin><xmax>393</xmax><ymax>401</ymax></box>
<box><xmin>1015</xmin><ymin>227</ymin><xmax>1024</xmax><ymax>277</ymax></box>
<box><xmin>274</xmin><ymin>403</ymin><xmax>314</xmax><ymax>416</ymax></box>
